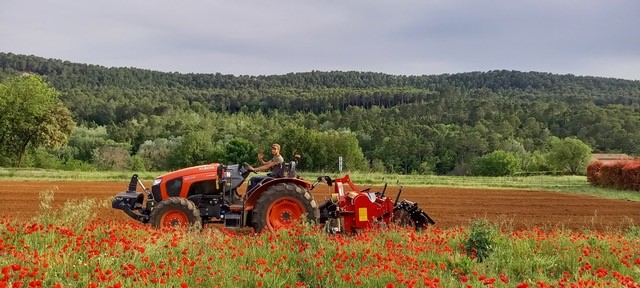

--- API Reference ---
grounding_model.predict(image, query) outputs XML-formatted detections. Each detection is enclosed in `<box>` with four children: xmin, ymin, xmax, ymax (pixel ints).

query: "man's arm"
<box><xmin>251</xmin><ymin>161</ymin><xmax>276</xmax><ymax>172</ymax></box>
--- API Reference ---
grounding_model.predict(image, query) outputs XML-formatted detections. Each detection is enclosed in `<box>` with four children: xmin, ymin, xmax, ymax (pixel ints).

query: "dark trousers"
<box><xmin>248</xmin><ymin>175</ymin><xmax>273</xmax><ymax>192</ymax></box>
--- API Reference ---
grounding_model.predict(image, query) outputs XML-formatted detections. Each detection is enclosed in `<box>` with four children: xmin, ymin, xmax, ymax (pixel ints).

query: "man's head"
<box><xmin>271</xmin><ymin>144</ymin><xmax>281</xmax><ymax>155</ymax></box>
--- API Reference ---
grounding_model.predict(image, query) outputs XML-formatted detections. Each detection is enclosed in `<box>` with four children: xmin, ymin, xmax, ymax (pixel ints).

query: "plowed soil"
<box><xmin>2</xmin><ymin>180</ymin><xmax>639</xmax><ymax>231</ymax></box>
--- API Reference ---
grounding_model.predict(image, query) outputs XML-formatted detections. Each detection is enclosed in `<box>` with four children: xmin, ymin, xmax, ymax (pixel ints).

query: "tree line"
<box><xmin>1</xmin><ymin>52</ymin><xmax>639</xmax><ymax>175</ymax></box>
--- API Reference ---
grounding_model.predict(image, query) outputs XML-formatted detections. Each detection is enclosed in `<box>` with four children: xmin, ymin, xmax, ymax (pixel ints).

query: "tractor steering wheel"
<box><xmin>242</xmin><ymin>162</ymin><xmax>256</xmax><ymax>174</ymax></box>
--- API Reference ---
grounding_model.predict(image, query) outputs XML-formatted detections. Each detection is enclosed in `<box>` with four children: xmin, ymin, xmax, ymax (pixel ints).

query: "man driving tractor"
<box><xmin>247</xmin><ymin>143</ymin><xmax>284</xmax><ymax>191</ymax></box>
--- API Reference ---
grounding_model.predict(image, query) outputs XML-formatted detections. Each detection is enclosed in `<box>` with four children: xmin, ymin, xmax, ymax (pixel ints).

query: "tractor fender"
<box><xmin>244</xmin><ymin>178</ymin><xmax>311</xmax><ymax>210</ymax></box>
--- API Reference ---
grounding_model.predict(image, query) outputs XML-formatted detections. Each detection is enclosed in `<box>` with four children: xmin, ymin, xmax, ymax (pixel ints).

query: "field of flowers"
<box><xmin>1</xmin><ymin>192</ymin><xmax>639</xmax><ymax>288</ymax></box>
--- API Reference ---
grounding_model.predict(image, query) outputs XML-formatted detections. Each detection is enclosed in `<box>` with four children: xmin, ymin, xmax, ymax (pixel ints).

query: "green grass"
<box><xmin>302</xmin><ymin>171</ymin><xmax>640</xmax><ymax>202</ymax></box>
<box><xmin>1</xmin><ymin>212</ymin><xmax>639</xmax><ymax>287</ymax></box>
<box><xmin>1</xmin><ymin>167</ymin><xmax>638</xmax><ymax>201</ymax></box>
<box><xmin>0</xmin><ymin>167</ymin><xmax>160</xmax><ymax>182</ymax></box>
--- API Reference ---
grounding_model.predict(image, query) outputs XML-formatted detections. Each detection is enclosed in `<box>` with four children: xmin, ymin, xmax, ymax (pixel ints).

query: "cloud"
<box><xmin>0</xmin><ymin>0</ymin><xmax>638</xmax><ymax>80</ymax></box>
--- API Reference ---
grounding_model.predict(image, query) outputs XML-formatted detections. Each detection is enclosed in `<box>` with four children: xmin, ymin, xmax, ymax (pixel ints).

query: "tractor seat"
<box><xmin>286</xmin><ymin>161</ymin><xmax>297</xmax><ymax>178</ymax></box>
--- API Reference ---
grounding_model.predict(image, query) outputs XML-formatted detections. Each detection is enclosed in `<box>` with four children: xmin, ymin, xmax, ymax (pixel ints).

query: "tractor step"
<box><xmin>229</xmin><ymin>204</ymin><xmax>243</xmax><ymax>211</ymax></box>
<box><xmin>224</xmin><ymin>213</ymin><xmax>242</xmax><ymax>228</ymax></box>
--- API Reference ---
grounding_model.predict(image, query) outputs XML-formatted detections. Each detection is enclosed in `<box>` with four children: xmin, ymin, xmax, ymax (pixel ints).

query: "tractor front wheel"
<box><xmin>252</xmin><ymin>183</ymin><xmax>319</xmax><ymax>233</ymax></box>
<box><xmin>149</xmin><ymin>197</ymin><xmax>202</xmax><ymax>230</ymax></box>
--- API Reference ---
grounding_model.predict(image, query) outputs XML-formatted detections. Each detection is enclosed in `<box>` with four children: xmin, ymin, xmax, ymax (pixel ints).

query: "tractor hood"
<box><xmin>155</xmin><ymin>163</ymin><xmax>222</xmax><ymax>183</ymax></box>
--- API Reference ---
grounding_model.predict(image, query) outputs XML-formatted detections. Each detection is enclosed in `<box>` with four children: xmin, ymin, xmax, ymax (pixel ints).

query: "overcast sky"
<box><xmin>1</xmin><ymin>0</ymin><xmax>638</xmax><ymax>80</ymax></box>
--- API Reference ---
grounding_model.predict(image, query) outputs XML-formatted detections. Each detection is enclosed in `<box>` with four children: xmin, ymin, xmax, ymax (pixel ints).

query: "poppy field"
<box><xmin>0</xmin><ymin>181</ymin><xmax>639</xmax><ymax>287</ymax></box>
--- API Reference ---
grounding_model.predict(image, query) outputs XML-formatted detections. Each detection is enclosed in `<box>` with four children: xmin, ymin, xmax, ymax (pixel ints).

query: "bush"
<box><xmin>587</xmin><ymin>160</ymin><xmax>640</xmax><ymax>191</ymax></box>
<box><xmin>599</xmin><ymin>161</ymin><xmax>629</xmax><ymax>189</ymax></box>
<box><xmin>169</xmin><ymin>132</ymin><xmax>217</xmax><ymax>169</ymax></box>
<box><xmin>523</xmin><ymin>150</ymin><xmax>552</xmax><ymax>172</ymax></box>
<box><xmin>471</xmin><ymin>150</ymin><xmax>520</xmax><ymax>176</ymax></box>
<box><xmin>221</xmin><ymin>137</ymin><xmax>256</xmax><ymax>165</ymax></box>
<box><xmin>622</xmin><ymin>161</ymin><xmax>640</xmax><ymax>191</ymax></box>
<box><xmin>464</xmin><ymin>220</ymin><xmax>496</xmax><ymax>262</ymax></box>
<box><xmin>24</xmin><ymin>147</ymin><xmax>62</xmax><ymax>169</ymax></box>
<box><xmin>586</xmin><ymin>161</ymin><xmax>604</xmax><ymax>186</ymax></box>
<box><xmin>92</xmin><ymin>146</ymin><xmax>132</xmax><ymax>171</ymax></box>
<box><xmin>59</xmin><ymin>158</ymin><xmax>96</xmax><ymax>171</ymax></box>
<box><xmin>370</xmin><ymin>159</ymin><xmax>386</xmax><ymax>173</ymax></box>
<box><xmin>137</xmin><ymin>138</ymin><xmax>179</xmax><ymax>171</ymax></box>
<box><xmin>129</xmin><ymin>155</ymin><xmax>146</xmax><ymax>172</ymax></box>
<box><xmin>418</xmin><ymin>160</ymin><xmax>436</xmax><ymax>175</ymax></box>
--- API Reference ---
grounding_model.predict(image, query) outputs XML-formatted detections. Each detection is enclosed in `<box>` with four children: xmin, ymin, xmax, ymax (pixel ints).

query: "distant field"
<box><xmin>1</xmin><ymin>168</ymin><xmax>638</xmax><ymax>201</ymax></box>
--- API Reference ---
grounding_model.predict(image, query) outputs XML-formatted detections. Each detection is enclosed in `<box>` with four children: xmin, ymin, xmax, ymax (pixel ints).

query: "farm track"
<box><xmin>1</xmin><ymin>180</ymin><xmax>639</xmax><ymax>231</ymax></box>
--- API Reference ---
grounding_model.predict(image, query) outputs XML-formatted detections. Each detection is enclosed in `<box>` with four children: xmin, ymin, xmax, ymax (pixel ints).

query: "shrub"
<box><xmin>599</xmin><ymin>161</ymin><xmax>629</xmax><ymax>189</ymax></box>
<box><xmin>370</xmin><ymin>159</ymin><xmax>386</xmax><ymax>173</ymax></box>
<box><xmin>24</xmin><ymin>147</ymin><xmax>62</xmax><ymax>169</ymax></box>
<box><xmin>523</xmin><ymin>150</ymin><xmax>552</xmax><ymax>172</ymax></box>
<box><xmin>621</xmin><ymin>160</ymin><xmax>640</xmax><ymax>191</ymax></box>
<box><xmin>471</xmin><ymin>150</ymin><xmax>520</xmax><ymax>176</ymax></box>
<box><xmin>221</xmin><ymin>137</ymin><xmax>256</xmax><ymax>165</ymax></box>
<box><xmin>137</xmin><ymin>138</ymin><xmax>179</xmax><ymax>171</ymax></box>
<box><xmin>464</xmin><ymin>220</ymin><xmax>496</xmax><ymax>262</ymax></box>
<box><xmin>92</xmin><ymin>146</ymin><xmax>132</xmax><ymax>171</ymax></box>
<box><xmin>129</xmin><ymin>155</ymin><xmax>146</xmax><ymax>172</ymax></box>
<box><xmin>169</xmin><ymin>132</ymin><xmax>217</xmax><ymax>169</ymax></box>
<box><xmin>59</xmin><ymin>158</ymin><xmax>96</xmax><ymax>171</ymax></box>
<box><xmin>418</xmin><ymin>160</ymin><xmax>436</xmax><ymax>175</ymax></box>
<box><xmin>588</xmin><ymin>160</ymin><xmax>640</xmax><ymax>191</ymax></box>
<box><xmin>586</xmin><ymin>161</ymin><xmax>604</xmax><ymax>187</ymax></box>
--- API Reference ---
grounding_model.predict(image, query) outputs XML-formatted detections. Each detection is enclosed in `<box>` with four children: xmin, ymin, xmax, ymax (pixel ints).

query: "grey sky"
<box><xmin>1</xmin><ymin>0</ymin><xmax>638</xmax><ymax>80</ymax></box>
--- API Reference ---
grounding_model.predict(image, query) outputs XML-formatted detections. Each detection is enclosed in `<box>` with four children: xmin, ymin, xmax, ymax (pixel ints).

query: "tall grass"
<box><xmin>1</xmin><ymin>196</ymin><xmax>638</xmax><ymax>287</ymax></box>
<box><xmin>33</xmin><ymin>186</ymin><xmax>111</xmax><ymax>232</ymax></box>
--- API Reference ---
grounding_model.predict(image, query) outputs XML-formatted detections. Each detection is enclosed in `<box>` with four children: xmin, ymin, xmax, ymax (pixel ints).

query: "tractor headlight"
<box><xmin>152</xmin><ymin>178</ymin><xmax>162</xmax><ymax>186</ymax></box>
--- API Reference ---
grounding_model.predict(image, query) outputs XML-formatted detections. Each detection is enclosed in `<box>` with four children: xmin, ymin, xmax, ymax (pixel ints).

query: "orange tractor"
<box><xmin>112</xmin><ymin>159</ymin><xmax>434</xmax><ymax>233</ymax></box>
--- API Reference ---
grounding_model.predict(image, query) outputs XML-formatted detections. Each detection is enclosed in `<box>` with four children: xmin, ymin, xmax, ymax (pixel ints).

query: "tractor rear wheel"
<box><xmin>252</xmin><ymin>183</ymin><xmax>320</xmax><ymax>233</ymax></box>
<box><xmin>149</xmin><ymin>197</ymin><xmax>202</xmax><ymax>230</ymax></box>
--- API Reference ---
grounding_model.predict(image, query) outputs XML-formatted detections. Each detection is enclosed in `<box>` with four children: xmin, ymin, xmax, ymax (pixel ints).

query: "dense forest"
<box><xmin>1</xmin><ymin>52</ymin><xmax>639</xmax><ymax>174</ymax></box>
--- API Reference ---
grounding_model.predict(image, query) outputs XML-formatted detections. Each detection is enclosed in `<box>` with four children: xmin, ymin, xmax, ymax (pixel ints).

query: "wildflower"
<box><xmin>483</xmin><ymin>278</ymin><xmax>496</xmax><ymax>285</ymax></box>
<box><xmin>256</xmin><ymin>259</ymin><xmax>267</xmax><ymax>266</ymax></box>
<box><xmin>595</xmin><ymin>267</ymin><xmax>608</xmax><ymax>278</ymax></box>
<box><xmin>500</xmin><ymin>273</ymin><xmax>509</xmax><ymax>284</ymax></box>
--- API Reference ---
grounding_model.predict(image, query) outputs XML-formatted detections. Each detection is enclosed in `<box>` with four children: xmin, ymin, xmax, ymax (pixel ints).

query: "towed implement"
<box><xmin>112</xmin><ymin>161</ymin><xmax>434</xmax><ymax>233</ymax></box>
<box><xmin>315</xmin><ymin>174</ymin><xmax>435</xmax><ymax>234</ymax></box>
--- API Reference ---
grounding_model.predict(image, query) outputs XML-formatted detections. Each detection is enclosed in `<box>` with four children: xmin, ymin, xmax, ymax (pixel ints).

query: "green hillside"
<box><xmin>1</xmin><ymin>52</ymin><xmax>639</xmax><ymax>174</ymax></box>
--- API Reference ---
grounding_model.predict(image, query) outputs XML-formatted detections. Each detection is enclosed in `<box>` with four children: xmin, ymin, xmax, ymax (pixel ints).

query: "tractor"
<box><xmin>112</xmin><ymin>159</ymin><xmax>434</xmax><ymax>233</ymax></box>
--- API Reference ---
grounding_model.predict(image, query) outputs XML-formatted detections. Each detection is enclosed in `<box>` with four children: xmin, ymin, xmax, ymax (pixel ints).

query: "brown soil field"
<box><xmin>2</xmin><ymin>180</ymin><xmax>639</xmax><ymax>231</ymax></box>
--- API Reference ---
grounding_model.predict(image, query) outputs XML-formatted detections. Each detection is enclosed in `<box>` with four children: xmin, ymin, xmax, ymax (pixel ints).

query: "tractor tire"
<box><xmin>149</xmin><ymin>197</ymin><xmax>202</xmax><ymax>230</ymax></box>
<box><xmin>252</xmin><ymin>183</ymin><xmax>320</xmax><ymax>233</ymax></box>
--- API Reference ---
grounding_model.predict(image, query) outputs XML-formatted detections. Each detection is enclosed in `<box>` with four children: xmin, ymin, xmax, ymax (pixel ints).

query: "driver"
<box><xmin>247</xmin><ymin>143</ymin><xmax>285</xmax><ymax>191</ymax></box>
